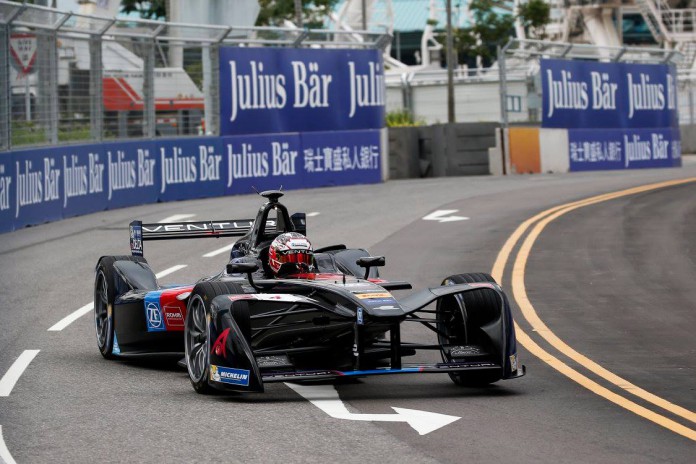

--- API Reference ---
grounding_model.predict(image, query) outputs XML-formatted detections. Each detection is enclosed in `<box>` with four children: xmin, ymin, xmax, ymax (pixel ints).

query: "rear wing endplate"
<box><xmin>129</xmin><ymin>213</ymin><xmax>306</xmax><ymax>256</ymax></box>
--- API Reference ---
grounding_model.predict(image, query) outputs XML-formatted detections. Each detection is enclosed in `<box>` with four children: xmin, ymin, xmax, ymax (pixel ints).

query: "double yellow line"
<box><xmin>491</xmin><ymin>177</ymin><xmax>696</xmax><ymax>441</ymax></box>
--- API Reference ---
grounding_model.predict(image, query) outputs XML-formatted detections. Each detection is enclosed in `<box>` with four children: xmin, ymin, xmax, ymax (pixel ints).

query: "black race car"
<box><xmin>95</xmin><ymin>191</ymin><xmax>525</xmax><ymax>393</ymax></box>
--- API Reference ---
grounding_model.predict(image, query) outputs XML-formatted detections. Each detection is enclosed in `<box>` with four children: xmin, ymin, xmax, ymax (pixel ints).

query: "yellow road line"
<box><xmin>492</xmin><ymin>177</ymin><xmax>696</xmax><ymax>440</ymax></box>
<box><xmin>514</xmin><ymin>323</ymin><xmax>696</xmax><ymax>440</ymax></box>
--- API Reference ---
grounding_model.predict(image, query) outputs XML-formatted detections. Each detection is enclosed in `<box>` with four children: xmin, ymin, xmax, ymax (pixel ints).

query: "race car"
<box><xmin>94</xmin><ymin>190</ymin><xmax>525</xmax><ymax>393</ymax></box>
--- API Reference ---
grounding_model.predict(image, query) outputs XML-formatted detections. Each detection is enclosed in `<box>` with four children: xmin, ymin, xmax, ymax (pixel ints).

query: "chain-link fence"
<box><xmin>0</xmin><ymin>1</ymin><xmax>388</xmax><ymax>152</ymax></box>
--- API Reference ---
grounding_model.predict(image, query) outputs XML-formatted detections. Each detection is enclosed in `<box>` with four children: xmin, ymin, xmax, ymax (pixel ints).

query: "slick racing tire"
<box><xmin>436</xmin><ymin>273</ymin><xmax>502</xmax><ymax>387</ymax></box>
<box><xmin>185</xmin><ymin>281</ymin><xmax>247</xmax><ymax>394</ymax></box>
<box><xmin>94</xmin><ymin>256</ymin><xmax>144</xmax><ymax>359</ymax></box>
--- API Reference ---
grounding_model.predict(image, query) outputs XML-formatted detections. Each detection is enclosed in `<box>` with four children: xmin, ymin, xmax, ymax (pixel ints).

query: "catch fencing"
<box><xmin>384</xmin><ymin>39</ymin><xmax>691</xmax><ymax>127</ymax></box>
<box><xmin>0</xmin><ymin>0</ymin><xmax>389</xmax><ymax>152</ymax></box>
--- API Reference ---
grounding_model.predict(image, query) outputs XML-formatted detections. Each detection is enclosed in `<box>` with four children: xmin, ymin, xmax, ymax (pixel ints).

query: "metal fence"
<box><xmin>0</xmin><ymin>1</ymin><xmax>389</xmax><ymax>152</ymax></box>
<box><xmin>498</xmin><ymin>39</ymin><xmax>685</xmax><ymax>127</ymax></box>
<box><xmin>384</xmin><ymin>39</ymin><xmax>691</xmax><ymax>127</ymax></box>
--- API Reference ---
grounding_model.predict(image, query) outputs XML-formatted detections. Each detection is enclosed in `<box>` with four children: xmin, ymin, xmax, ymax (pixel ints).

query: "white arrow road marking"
<box><xmin>285</xmin><ymin>382</ymin><xmax>460</xmax><ymax>435</ymax></box>
<box><xmin>47</xmin><ymin>265</ymin><xmax>188</xmax><ymax>331</ymax></box>
<box><xmin>0</xmin><ymin>426</ymin><xmax>17</xmax><ymax>464</ymax></box>
<box><xmin>422</xmin><ymin>210</ymin><xmax>469</xmax><ymax>223</ymax></box>
<box><xmin>0</xmin><ymin>350</ymin><xmax>40</xmax><ymax>397</ymax></box>
<box><xmin>159</xmin><ymin>214</ymin><xmax>196</xmax><ymax>223</ymax></box>
<box><xmin>306</xmin><ymin>212</ymin><xmax>321</xmax><ymax>217</ymax></box>
<box><xmin>203</xmin><ymin>243</ymin><xmax>236</xmax><ymax>258</ymax></box>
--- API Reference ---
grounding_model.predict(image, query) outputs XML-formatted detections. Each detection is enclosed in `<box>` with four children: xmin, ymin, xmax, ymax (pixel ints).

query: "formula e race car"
<box><xmin>94</xmin><ymin>191</ymin><xmax>525</xmax><ymax>393</ymax></box>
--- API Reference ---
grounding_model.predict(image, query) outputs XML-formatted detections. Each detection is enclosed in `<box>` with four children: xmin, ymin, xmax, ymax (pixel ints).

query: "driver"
<box><xmin>268</xmin><ymin>232</ymin><xmax>314</xmax><ymax>277</ymax></box>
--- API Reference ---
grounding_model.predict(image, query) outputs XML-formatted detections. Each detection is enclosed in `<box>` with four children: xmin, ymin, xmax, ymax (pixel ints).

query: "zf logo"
<box><xmin>146</xmin><ymin>302</ymin><xmax>162</xmax><ymax>328</ymax></box>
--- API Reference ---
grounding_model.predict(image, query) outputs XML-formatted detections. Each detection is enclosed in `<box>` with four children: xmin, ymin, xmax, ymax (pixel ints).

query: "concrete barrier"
<box><xmin>387</xmin><ymin>122</ymin><xmax>500</xmax><ymax>178</ymax></box>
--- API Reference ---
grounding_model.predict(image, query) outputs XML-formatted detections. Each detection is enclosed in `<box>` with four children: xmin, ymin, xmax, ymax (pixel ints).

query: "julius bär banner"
<box><xmin>568</xmin><ymin>127</ymin><xmax>681</xmax><ymax>171</ymax></box>
<box><xmin>541</xmin><ymin>59</ymin><xmax>678</xmax><ymax>129</ymax></box>
<box><xmin>1</xmin><ymin>131</ymin><xmax>382</xmax><ymax>233</ymax></box>
<box><xmin>219</xmin><ymin>47</ymin><xmax>385</xmax><ymax>135</ymax></box>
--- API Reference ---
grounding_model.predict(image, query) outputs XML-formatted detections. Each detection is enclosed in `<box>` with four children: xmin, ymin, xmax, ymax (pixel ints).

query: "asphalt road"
<box><xmin>1</xmin><ymin>159</ymin><xmax>695</xmax><ymax>463</ymax></box>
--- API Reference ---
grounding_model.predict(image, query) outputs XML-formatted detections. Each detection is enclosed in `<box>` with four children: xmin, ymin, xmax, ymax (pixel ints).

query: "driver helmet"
<box><xmin>268</xmin><ymin>232</ymin><xmax>314</xmax><ymax>276</ymax></box>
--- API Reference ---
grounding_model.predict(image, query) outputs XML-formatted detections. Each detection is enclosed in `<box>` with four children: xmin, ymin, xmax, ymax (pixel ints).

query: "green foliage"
<box><xmin>120</xmin><ymin>0</ymin><xmax>166</xmax><ymax>19</ymax></box>
<box><xmin>11</xmin><ymin>121</ymin><xmax>46</xmax><ymax>147</ymax></box>
<box><xmin>386</xmin><ymin>109</ymin><xmax>423</xmax><ymax>127</ymax></box>
<box><xmin>11</xmin><ymin>121</ymin><xmax>93</xmax><ymax>147</ymax></box>
<box><xmin>256</xmin><ymin>0</ymin><xmax>340</xmax><ymax>27</ymax></box>
<box><xmin>440</xmin><ymin>0</ymin><xmax>515</xmax><ymax>67</ymax></box>
<box><xmin>517</xmin><ymin>0</ymin><xmax>551</xmax><ymax>40</ymax></box>
<box><xmin>58</xmin><ymin>125</ymin><xmax>92</xmax><ymax>143</ymax></box>
<box><xmin>436</xmin><ymin>0</ymin><xmax>552</xmax><ymax>67</ymax></box>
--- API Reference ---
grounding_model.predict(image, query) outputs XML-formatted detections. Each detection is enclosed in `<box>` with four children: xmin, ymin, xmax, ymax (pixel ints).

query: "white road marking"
<box><xmin>155</xmin><ymin>264</ymin><xmax>188</xmax><ymax>279</ymax></box>
<box><xmin>306</xmin><ymin>212</ymin><xmax>320</xmax><ymax>217</ymax></box>
<box><xmin>285</xmin><ymin>382</ymin><xmax>460</xmax><ymax>435</ymax></box>
<box><xmin>0</xmin><ymin>426</ymin><xmax>17</xmax><ymax>464</ymax></box>
<box><xmin>159</xmin><ymin>214</ymin><xmax>196</xmax><ymax>223</ymax></box>
<box><xmin>203</xmin><ymin>243</ymin><xmax>236</xmax><ymax>258</ymax></box>
<box><xmin>47</xmin><ymin>265</ymin><xmax>188</xmax><ymax>332</ymax></box>
<box><xmin>422</xmin><ymin>210</ymin><xmax>469</xmax><ymax>223</ymax></box>
<box><xmin>0</xmin><ymin>350</ymin><xmax>40</xmax><ymax>397</ymax></box>
<box><xmin>47</xmin><ymin>302</ymin><xmax>93</xmax><ymax>332</ymax></box>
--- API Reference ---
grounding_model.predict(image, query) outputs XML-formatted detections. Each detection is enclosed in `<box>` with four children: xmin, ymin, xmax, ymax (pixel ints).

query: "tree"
<box><xmin>118</xmin><ymin>1</ymin><xmax>339</xmax><ymax>27</ymax></box>
<box><xmin>120</xmin><ymin>0</ymin><xmax>166</xmax><ymax>19</ymax></box>
<box><xmin>439</xmin><ymin>0</ymin><xmax>551</xmax><ymax>68</ymax></box>
<box><xmin>448</xmin><ymin>0</ymin><xmax>515</xmax><ymax>67</ymax></box>
<box><xmin>256</xmin><ymin>0</ymin><xmax>339</xmax><ymax>27</ymax></box>
<box><xmin>517</xmin><ymin>0</ymin><xmax>551</xmax><ymax>40</ymax></box>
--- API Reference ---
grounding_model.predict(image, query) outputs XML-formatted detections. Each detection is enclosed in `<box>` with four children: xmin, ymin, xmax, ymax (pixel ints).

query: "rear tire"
<box><xmin>185</xmin><ymin>281</ymin><xmax>247</xmax><ymax>394</ymax></box>
<box><xmin>437</xmin><ymin>273</ymin><xmax>502</xmax><ymax>387</ymax></box>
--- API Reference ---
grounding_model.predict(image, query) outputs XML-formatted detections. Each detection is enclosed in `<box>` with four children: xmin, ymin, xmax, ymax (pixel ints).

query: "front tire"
<box><xmin>437</xmin><ymin>272</ymin><xmax>502</xmax><ymax>387</ymax></box>
<box><xmin>185</xmin><ymin>281</ymin><xmax>246</xmax><ymax>394</ymax></box>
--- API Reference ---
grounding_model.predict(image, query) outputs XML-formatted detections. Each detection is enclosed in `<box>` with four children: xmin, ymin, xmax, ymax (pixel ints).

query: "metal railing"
<box><xmin>498</xmin><ymin>39</ymin><xmax>684</xmax><ymax>127</ymax></box>
<box><xmin>0</xmin><ymin>0</ymin><xmax>390</xmax><ymax>152</ymax></box>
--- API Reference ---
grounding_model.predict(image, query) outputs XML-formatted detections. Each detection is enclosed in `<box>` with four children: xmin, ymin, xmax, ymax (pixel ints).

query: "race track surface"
<box><xmin>1</xmin><ymin>159</ymin><xmax>695</xmax><ymax>463</ymax></box>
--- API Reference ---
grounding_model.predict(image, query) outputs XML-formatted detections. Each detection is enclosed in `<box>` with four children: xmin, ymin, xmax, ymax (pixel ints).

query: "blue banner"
<box><xmin>157</xmin><ymin>138</ymin><xmax>226</xmax><ymax>201</ymax></box>
<box><xmin>541</xmin><ymin>59</ymin><xmax>678</xmax><ymax>129</ymax></box>
<box><xmin>0</xmin><ymin>155</ymin><xmax>14</xmax><ymax>234</ymax></box>
<box><xmin>568</xmin><ymin>128</ymin><xmax>681</xmax><ymax>171</ymax></box>
<box><xmin>101</xmin><ymin>141</ymin><xmax>159</xmax><ymax>209</ymax></box>
<box><xmin>219</xmin><ymin>47</ymin><xmax>385</xmax><ymax>135</ymax></box>
<box><xmin>1</xmin><ymin>131</ymin><xmax>382</xmax><ymax>233</ymax></box>
<box><xmin>11</xmin><ymin>148</ymin><xmax>64</xmax><ymax>229</ymax></box>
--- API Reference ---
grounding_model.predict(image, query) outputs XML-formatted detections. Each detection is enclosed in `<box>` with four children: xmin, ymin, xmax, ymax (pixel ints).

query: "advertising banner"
<box><xmin>101</xmin><ymin>140</ymin><xmax>159</xmax><ymax>209</ymax></box>
<box><xmin>223</xmin><ymin>132</ymin><xmax>303</xmax><ymax>193</ymax></box>
<box><xmin>10</xmin><ymin>147</ymin><xmax>64</xmax><ymax>229</ymax></box>
<box><xmin>222</xmin><ymin>129</ymin><xmax>382</xmax><ymax>193</ymax></box>
<box><xmin>219</xmin><ymin>47</ymin><xmax>385</xmax><ymax>135</ymax></box>
<box><xmin>300</xmin><ymin>129</ymin><xmax>382</xmax><ymax>185</ymax></box>
<box><xmin>568</xmin><ymin>127</ymin><xmax>681</xmax><ymax>171</ymax></box>
<box><xmin>1</xmin><ymin>131</ymin><xmax>383</xmax><ymax>233</ymax></box>
<box><xmin>541</xmin><ymin>59</ymin><xmax>679</xmax><ymax>129</ymax></box>
<box><xmin>156</xmin><ymin>138</ymin><xmax>226</xmax><ymax>201</ymax></box>
<box><xmin>0</xmin><ymin>155</ymin><xmax>15</xmax><ymax>234</ymax></box>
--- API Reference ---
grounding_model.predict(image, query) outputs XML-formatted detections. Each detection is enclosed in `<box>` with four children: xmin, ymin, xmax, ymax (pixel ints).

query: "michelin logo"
<box><xmin>210</xmin><ymin>365</ymin><xmax>250</xmax><ymax>387</ymax></box>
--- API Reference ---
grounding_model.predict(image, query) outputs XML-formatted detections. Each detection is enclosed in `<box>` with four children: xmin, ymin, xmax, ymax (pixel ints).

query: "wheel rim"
<box><xmin>185</xmin><ymin>294</ymin><xmax>209</xmax><ymax>383</ymax></box>
<box><xmin>94</xmin><ymin>270</ymin><xmax>110</xmax><ymax>349</ymax></box>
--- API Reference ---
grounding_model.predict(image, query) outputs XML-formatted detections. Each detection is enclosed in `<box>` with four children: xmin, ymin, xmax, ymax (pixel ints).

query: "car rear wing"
<box><xmin>129</xmin><ymin>213</ymin><xmax>306</xmax><ymax>257</ymax></box>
